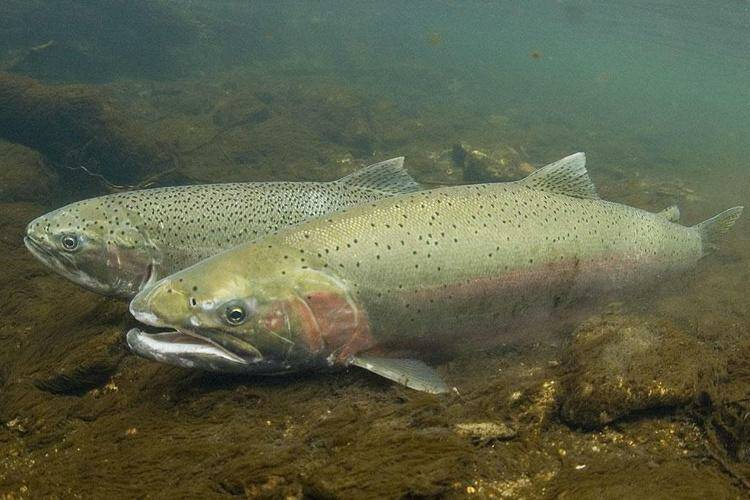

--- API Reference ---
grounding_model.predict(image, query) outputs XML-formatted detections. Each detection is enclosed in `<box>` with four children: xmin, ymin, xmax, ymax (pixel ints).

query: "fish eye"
<box><xmin>60</xmin><ymin>234</ymin><xmax>79</xmax><ymax>251</ymax></box>
<box><xmin>225</xmin><ymin>304</ymin><xmax>247</xmax><ymax>325</ymax></box>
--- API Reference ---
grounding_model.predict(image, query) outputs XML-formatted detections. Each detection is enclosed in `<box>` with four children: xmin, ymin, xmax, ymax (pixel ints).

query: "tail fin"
<box><xmin>694</xmin><ymin>206</ymin><xmax>743</xmax><ymax>254</ymax></box>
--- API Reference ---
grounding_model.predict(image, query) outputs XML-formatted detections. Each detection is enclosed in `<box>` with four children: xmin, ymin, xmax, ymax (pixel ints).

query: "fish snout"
<box><xmin>24</xmin><ymin>216</ymin><xmax>60</xmax><ymax>266</ymax></box>
<box><xmin>129</xmin><ymin>286</ymin><xmax>165</xmax><ymax>326</ymax></box>
<box><xmin>24</xmin><ymin>215</ymin><xmax>49</xmax><ymax>247</ymax></box>
<box><xmin>130</xmin><ymin>280</ymin><xmax>190</xmax><ymax>328</ymax></box>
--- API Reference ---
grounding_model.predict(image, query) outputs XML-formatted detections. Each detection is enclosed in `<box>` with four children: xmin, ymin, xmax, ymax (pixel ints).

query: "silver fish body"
<box><xmin>129</xmin><ymin>153</ymin><xmax>742</xmax><ymax>392</ymax></box>
<box><xmin>25</xmin><ymin>158</ymin><xmax>419</xmax><ymax>297</ymax></box>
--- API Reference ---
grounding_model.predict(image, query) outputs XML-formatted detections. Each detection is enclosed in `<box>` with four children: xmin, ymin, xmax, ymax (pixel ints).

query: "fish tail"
<box><xmin>694</xmin><ymin>206</ymin><xmax>744</xmax><ymax>255</ymax></box>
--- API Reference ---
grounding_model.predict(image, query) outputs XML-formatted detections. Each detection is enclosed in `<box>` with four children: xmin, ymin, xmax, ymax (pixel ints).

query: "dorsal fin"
<box><xmin>335</xmin><ymin>157</ymin><xmax>421</xmax><ymax>194</ymax></box>
<box><xmin>517</xmin><ymin>152</ymin><xmax>598</xmax><ymax>199</ymax></box>
<box><xmin>656</xmin><ymin>205</ymin><xmax>681</xmax><ymax>223</ymax></box>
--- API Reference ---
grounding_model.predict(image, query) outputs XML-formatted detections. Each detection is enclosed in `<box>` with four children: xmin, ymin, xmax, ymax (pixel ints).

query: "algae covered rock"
<box><xmin>558</xmin><ymin>314</ymin><xmax>719</xmax><ymax>429</ymax></box>
<box><xmin>212</xmin><ymin>91</ymin><xmax>270</xmax><ymax>128</ymax></box>
<box><xmin>0</xmin><ymin>72</ymin><xmax>170</xmax><ymax>185</ymax></box>
<box><xmin>0</xmin><ymin>140</ymin><xmax>56</xmax><ymax>202</ymax></box>
<box><xmin>454</xmin><ymin>422</ymin><xmax>517</xmax><ymax>444</ymax></box>
<box><xmin>452</xmin><ymin>142</ymin><xmax>536</xmax><ymax>182</ymax></box>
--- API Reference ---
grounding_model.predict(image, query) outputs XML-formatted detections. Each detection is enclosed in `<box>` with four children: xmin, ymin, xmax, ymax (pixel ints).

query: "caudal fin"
<box><xmin>694</xmin><ymin>206</ymin><xmax>743</xmax><ymax>255</ymax></box>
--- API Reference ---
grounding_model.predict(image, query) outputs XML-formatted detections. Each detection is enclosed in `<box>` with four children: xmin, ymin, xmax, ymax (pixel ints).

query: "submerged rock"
<box><xmin>0</xmin><ymin>141</ymin><xmax>56</xmax><ymax>202</ymax></box>
<box><xmin>0</xmin><ymin>72</ymin><xmax>170</xmax><ymax>185</ymax></box>
<box><xmin>33</xmin><ymin>327</ymin><xmax>125</xmax><ymax>397</ymax></box>
<box><xmin>453</xmin><ymin>142</ymin><xmax>535</xmax><ymax>183</ymax></box>
<box><xmin>212</xmin><ymin>92</ymin><xmax>270</xmax><ymax>128</ymax></box>
<box><xmin>558</xmin><ymin>314</ymin><xmax>719</xmax><ymax>429</ymax></box>
<box><xmin>454</xmin><ymin>422</ymin><xmax>517</xmax><ymax>444</ymax></box>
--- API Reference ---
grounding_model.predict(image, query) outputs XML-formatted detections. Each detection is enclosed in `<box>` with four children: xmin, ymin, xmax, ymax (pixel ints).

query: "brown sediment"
<box><xmin>557</xmin><ymin>314</ymin><xmax>722</xmax><ymax>429</ymax></box>
<box><xmin>0</xmin><ymin>71</ymin><xmax>749</xmax><ymax>498</ymax></box>
<box><xmin>1</xmin><ymin>205</ymin><xmax>747</xmax><ymax>497</ymax></box>
<box><xmin>0</xmin><ymin>73</ymin><xmax>171</xmax><ymax>186</ymax></box>
<box><xmin>0</xmin><ymin>141</ymin><xmax>57</xmax><ymax>202</ymax></box>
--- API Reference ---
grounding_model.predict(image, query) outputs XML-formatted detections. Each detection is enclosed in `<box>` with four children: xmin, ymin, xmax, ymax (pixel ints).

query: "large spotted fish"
<box><xmin>25</xmin><ymin>158</ymin><xmax>419</xmax><ymax>297</ymax></box>
<box><xmin>127</xmin><ymin>153</ymin><xmax>742</xmax><ymax>393</ymax></box>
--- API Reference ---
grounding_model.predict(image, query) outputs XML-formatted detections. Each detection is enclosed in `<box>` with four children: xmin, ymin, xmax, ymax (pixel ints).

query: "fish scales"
<box><xmin>94</xmin><ymin>181</ymin><xmax>398</xmax><ymax>271</ymax></box>
<box><xmin>276</xmin><ymin>183</ymin><xmax>699</xmax><ymax>345</ymax></box>
<box><xmin>128</xmin><ymin>153</ymin><xmax>742</xmax><ymax>392</ymax></box>
<box><xmin>25</xmin><ymin>158</ymin><xmax>419</xmax><ymax>297</ymax></box>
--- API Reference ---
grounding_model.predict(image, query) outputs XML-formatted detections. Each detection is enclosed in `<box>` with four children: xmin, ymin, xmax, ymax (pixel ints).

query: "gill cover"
<box><xmin>25</xmin><ymin>201</ymin><xmax>161</xmax><ymax>297</ymax></box>
<box><xmin>129</xmin><ymin>244</ymin><xmax>448</xmax><ymax>393</ymax></box>
<box><xmin>129</xmin><ymin>254</ymin><xmax>375</xmax><ymax>367</ymax></box>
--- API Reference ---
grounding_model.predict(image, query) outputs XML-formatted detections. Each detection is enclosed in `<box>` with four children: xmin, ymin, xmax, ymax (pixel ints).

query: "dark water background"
<box><xmin>1</xmin><ymin>1</ymin><xmax>749</xmax><ymax>498</ymax></box>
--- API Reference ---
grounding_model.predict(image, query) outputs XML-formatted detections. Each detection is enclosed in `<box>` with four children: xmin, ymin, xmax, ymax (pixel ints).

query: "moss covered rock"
<box><xmin>0</xmin><ymin>140</ymin><xmax>56</xmax><ymax>202</ymax></box>
<box><xmin>558</xmin><ymin>314</ymin><xmax>720</xmax><ymax>429</ymax></box>
<box><xmin>0</xmin><ymin>72</ymin><xmax>170</xmax><ymax>185</ymax></box>
<box><xmin>453</xmin><ymin>142</ymin><xmax>535</xmax><ymax>182</ymax></box>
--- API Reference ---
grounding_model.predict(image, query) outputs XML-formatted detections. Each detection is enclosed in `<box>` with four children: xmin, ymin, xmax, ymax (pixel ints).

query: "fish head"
<box><xmin>24</xmin><ymin>198</ymin><xmax>160</xmax><ymax>297</ymax></box>
<box><xmin>129</xmin><ymin>244</ymin><xmax>369</xmax><ymax>374</ymax></box>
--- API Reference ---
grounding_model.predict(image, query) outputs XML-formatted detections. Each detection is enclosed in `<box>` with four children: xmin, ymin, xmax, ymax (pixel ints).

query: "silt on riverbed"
<box><xmin>1</xmin><ymin>1</ymin><xmax>750</xmax><ymax>498</ymax></box>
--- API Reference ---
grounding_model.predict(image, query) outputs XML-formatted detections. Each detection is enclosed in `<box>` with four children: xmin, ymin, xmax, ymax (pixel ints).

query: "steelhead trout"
<box><xmin>128</xmin><ymin>153</ymin><xmax>742</xmax><ymax>393</ymax></box>
<box><xmin>24</xmin><ymin>158</ymin><xmax>419</xmax><ymax>297</ymax></box>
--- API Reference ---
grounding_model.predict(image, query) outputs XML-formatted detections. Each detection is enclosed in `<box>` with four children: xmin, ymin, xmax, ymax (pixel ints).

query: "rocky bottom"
<box><xmin>0</xmin><ymin>70</ymin><xmax>748</xmax><ymax>498</ymax></box>
<box><xmin>1</xmin><ymin>199</ymin><xmax>749</xmax><ymax>499</ymax></box>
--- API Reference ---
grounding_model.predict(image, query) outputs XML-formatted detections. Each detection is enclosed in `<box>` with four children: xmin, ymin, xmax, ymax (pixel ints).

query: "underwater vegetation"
<box><xmin>0</xmin><ymin>1</ymin><xmax>750</xmax><ymax>498</ymax></box>
<box><xmin>0</xmin><ymin>73</ymin><xmax>170</xmax><ymax>186</ymax></box>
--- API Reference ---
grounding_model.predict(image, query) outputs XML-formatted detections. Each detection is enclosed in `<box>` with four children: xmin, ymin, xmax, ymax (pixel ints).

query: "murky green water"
<box><xmin>0</xmin><ymin>2</ymin><xmax>749</xmax><ymax>498</ymax></box>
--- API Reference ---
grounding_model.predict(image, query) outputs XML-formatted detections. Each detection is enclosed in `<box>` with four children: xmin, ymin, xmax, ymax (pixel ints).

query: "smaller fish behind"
<box><xmin>25</xmin><ymin>158</ymin><xmax>419</xmax><ymax>298</ymax></box>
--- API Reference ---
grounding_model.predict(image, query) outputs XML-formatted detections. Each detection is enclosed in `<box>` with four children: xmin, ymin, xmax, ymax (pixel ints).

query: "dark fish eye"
<box><xmin>60</xmin><ymin>235</ymin><xmax>79</xmax><ymax>251</ymax></box>
<box><xmin>225</xmin><ymin>305</ymin><xmax>247</xmax><ymax>325</ymax></box>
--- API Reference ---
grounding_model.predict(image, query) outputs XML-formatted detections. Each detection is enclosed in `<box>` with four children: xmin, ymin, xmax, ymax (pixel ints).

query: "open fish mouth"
<box><xmin>126</xmin><ymin>327</ymin><xmax>261</xmax><ymax>372</ymax></box>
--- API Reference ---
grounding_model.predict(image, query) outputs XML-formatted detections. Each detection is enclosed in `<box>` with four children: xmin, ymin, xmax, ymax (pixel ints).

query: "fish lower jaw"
<box><xmin>126</xmin><ymin>327</ymin><xmax>253</xmax><ymax>367</ymax></box>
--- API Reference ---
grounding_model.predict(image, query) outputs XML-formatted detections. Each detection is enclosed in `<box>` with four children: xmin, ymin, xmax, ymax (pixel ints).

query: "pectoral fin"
<box><xmin>351</xmin><ymin>355</ymin><xmax>449</xmax><ymax>394</ymax></box>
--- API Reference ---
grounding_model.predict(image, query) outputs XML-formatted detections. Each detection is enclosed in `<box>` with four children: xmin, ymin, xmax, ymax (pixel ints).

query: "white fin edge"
<box><xmin>517</xmin><ymin>152</ymin><xmax>598</xmax><ymax>199</ymax></box>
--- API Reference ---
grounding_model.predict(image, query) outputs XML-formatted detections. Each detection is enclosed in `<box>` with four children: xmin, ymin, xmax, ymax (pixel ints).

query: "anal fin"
<box><xmin>351</xmin><ymin>355</ymin><xmax>449</xmax><ymax>394</ymax></box>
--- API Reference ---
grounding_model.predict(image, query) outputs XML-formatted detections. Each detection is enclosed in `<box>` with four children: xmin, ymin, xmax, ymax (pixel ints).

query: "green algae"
<box><xmin>0</xmin><ymin>70</ymin><xmax>748</xmax><ymax>498</ymax></box>
<box><xmin>0</xmin><ymin>73</ymin><xmax>171</xmax><ymax>187</ymax></box>
<box><xmin>558</xmin><ymin>314</ymin><xmax>722</xmax><ymax>429</ymax></box>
